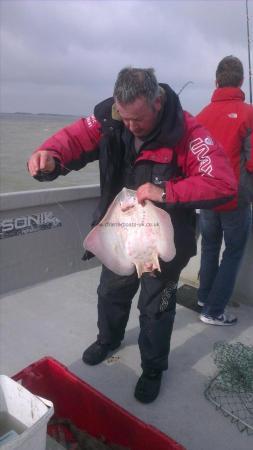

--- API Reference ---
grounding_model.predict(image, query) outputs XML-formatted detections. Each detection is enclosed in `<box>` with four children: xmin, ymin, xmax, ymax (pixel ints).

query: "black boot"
<box><xmin>134</xmin><ymin>369</ymin><xmax>162</xmax><ymax>403</ymax></box>
<box><xmin>82</xmin><ymin>340</ymin><xmax>121</xmax><ymax>366</ymax></box>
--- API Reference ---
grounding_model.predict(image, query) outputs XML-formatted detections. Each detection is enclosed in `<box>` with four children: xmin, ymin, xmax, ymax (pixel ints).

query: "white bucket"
<box><xmin>0</xmin><ymin>375</ymin><xmax>54</xmax><ymax>450</ymax></box>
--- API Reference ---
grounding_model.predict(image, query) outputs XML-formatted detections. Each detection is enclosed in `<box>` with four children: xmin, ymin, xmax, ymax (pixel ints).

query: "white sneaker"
<box><xmin>200</xmin><ymin>313</ymin><xmax>237</xmax><ymax>326</ymax></box>
<box><xmin>197</xmin><ymin>300</ymin><xmax>204</xmax><ymax>307</ymax></box>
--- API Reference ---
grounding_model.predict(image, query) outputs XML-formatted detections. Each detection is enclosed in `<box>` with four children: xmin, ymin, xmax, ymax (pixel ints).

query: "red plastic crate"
<box><xmin>13</xmin><ymin>357</ymin><xmax>185</xmax><ymax>450</ymax></box>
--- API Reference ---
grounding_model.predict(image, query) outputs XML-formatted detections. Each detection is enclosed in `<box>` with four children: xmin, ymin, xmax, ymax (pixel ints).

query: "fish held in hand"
<box><xmin>84</xmin><ymin>188</ymin><xmax>176</xmax><ymax>277</ymax></box>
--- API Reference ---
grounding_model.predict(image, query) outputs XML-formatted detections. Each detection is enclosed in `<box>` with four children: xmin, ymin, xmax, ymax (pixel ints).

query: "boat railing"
<box><xmin>0</xmin><ymin>186</ymin><xmax>252</xmax><ymax>306</ymax></box>
<box><xmin>0</xmin><ymin>185</ymin><xmax>101</xmax><ymax>295</ymax></box>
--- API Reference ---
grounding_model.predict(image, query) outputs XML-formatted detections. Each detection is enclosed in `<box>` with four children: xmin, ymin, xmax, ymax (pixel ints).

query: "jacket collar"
<box><xmin>211</xmin><ymin>87</ymin><xmax>245</xmax><ymax>102</ymax></box>
<box><xmin>94</xmin><ymin>84</ymin><xmax>185</xmax><ymax>148</ymax></box>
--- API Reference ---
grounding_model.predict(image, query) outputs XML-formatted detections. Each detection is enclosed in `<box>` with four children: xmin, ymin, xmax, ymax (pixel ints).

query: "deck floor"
<box><xmin>1</xmin><ymin>266</ymin><xmax>253</xmax><ymax>450</ymax></box>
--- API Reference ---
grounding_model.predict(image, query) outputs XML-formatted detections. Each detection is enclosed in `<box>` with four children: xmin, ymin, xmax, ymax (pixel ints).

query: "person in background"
<box><xmin>197</xmin><ymin>55</ymin><xmax>253</xmax><ymax>326</ymax></box>
<box><xmin>27</xmin><ymin>67</ymin><xmax>236</xmax><ymax>403</ymax></box>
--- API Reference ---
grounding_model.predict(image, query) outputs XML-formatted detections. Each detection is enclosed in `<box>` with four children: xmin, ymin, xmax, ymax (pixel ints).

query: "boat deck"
<box><xmin>1</xmin><ymin>266</ymin><xmax>252</xmax><ymax>450</ymax></box>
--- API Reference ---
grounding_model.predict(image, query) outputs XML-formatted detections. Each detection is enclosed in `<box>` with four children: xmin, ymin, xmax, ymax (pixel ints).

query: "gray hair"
<box><xmin>216</xmin><ymin>55</ymin><xmax>244</xmax><ymax>87</ymax></box>
<box><xmin>113</xmin><ymin>67</ymin><xmax>160</xmax><ymax>104</ymax></box>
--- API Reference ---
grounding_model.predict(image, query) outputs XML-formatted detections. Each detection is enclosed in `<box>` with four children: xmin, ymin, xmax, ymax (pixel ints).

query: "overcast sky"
<box><xmin>1</xmin><ymin>0</ymin><xmax>252</xmax><ymax>116</ymax></box>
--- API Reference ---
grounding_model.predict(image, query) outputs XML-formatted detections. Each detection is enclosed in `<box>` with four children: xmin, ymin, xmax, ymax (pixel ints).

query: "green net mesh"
<box><xmin>205</xmin><ymin>341</ymin><xmax>253</xmax><ymax>434</ymax></box>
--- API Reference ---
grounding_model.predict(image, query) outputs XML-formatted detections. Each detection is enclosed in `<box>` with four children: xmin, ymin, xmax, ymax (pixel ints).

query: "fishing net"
<box><xmin>205</xmin><ymin>341</ymin><xmax>253</xmax><ymax>434</ymax></box>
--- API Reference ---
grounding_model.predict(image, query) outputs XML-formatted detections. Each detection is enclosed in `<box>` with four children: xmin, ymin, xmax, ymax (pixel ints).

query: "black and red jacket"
<box><xmin>33</xmin><ymin>84</ymin><xmax>237</xmax><ymax>258</ymax></box>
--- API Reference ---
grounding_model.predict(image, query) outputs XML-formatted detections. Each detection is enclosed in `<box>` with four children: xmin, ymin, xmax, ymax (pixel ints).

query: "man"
<box><xmin>197</xmin><ymin>56</ymin><xmax>253</xmax><ymax>326</ymax></box>
<box><xmin>28</xmin><ymin>67</ymin><xmax>236</xmax><ymax>403</ymax></box>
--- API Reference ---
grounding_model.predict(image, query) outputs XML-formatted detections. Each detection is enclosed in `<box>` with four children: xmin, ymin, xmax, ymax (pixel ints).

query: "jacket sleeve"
<box><xmin>245</xmin><ymin>130</ymin><xmax>253</xmax><ymax>172</ymax></box>
<box><xmin>33</xmin><ymin>115</ymin><xmax>101</xmax><ymax>178</ymax></box>
<box><xmin>165</xmin><ymin>114</ymin><xmax>237</xmax><ymax>208</ymax></box>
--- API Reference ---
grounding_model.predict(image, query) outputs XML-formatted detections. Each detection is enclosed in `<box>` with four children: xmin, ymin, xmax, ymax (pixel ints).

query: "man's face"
<box><xmin>115</xmin><ymin>96</ymin><xmax>162</xmax><ymax>138</ymax></box>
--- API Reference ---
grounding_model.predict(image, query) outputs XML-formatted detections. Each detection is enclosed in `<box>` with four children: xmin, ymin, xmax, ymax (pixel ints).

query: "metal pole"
<box><xmin>246</xmin><ymin>0</ymin><xmax>252</xmax><ymax>104</ymax></box>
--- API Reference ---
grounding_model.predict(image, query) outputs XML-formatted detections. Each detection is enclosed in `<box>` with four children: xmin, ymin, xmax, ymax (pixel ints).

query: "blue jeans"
<box><xmin>198</xmin><ymin>206</ymin><xmax>252</xmax><ymax>317</ymax></box>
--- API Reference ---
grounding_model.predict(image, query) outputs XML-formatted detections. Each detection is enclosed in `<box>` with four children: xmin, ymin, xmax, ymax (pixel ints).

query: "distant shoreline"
<box><xmin>0</xmin><ymin>112</ymin><xmax>79</xmax><ymax>117</ymax></box>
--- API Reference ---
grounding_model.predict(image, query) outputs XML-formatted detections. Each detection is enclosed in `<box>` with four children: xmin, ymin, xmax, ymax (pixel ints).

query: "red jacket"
<box><xmin>34</xmin><ymin>110</ymin><xmax>237</xmax><ymax>209</ymax></box>
<box><xmin>196</xmin><ymin>87</ymin><xmax>253</xmax><ymax>210</ymax></box>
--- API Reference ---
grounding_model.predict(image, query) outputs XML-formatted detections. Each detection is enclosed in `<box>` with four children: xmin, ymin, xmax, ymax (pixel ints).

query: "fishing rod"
<box><xmin>246</xmin><ymin>0</ymin><xmax>252</xmax><ymax>104</ymax></box>
<box><xmin>177</xmin><ymin>80</ymin><xmax>194</xmax><ymax>96</ymax></box>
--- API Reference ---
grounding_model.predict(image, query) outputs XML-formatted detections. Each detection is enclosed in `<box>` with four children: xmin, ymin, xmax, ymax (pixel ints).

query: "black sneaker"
<box><xmin>82</xmin><ymin>340</ymin><xmax>121</xmax><ymax>365</ymax></box>
<box><xmin>134</xmin><ymin>369</ymin><xmax>162</xmax><ymax>404</ymax></box>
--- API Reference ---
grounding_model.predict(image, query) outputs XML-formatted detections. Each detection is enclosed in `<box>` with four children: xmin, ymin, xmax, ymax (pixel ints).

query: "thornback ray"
<box><xmin>83</xmin><ymin>187</ymin><xmax>176</xmax><ymax>278</ymax></box>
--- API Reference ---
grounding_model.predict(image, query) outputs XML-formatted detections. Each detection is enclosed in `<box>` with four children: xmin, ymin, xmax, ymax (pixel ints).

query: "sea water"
<box><xmin>0</xmin><ymin>113</ymin><xmax>100</xmax><ymax>193</ymax></box>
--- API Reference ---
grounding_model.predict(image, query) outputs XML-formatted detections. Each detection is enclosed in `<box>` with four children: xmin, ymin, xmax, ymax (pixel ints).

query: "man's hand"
<box><xmin>27</xmin><ymin>150</ymin><xmax>56</xmax><ymax>177</ymax></box>
<box><xmin>136</xmin><ymin>182</ymin><xmax>165</xmax><ymax>205</ymax></box>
